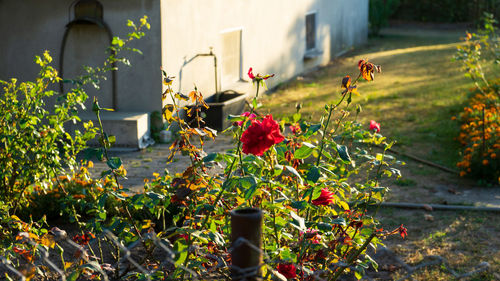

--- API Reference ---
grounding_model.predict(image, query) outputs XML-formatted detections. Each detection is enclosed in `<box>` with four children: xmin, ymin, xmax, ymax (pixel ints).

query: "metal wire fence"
<box><xmin>0</xmin><ymin>226</ymin><xmax>492</xmax><ymax>280</ymax></box>
<box><xmin>0</xmin><ymin>227</ymin><xmax>286</xmax><ymax>281</ymax></box>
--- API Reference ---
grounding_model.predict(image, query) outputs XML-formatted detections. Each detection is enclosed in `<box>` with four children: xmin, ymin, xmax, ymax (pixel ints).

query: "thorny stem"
<box><xmin>375</xmin><ymin>147</ymin><xmax>388</xmax><ymax>185</ymax></box>
<box><xmin>236</xmin><ymin>124</ymin><xmax>245</xmax><ymax>175</ymax></box>
<box><xmin>272</xmin><ymin>201</ymin><xmax>279</xmax><ymax>247</ymax></box>
<box><xmin>315</xmin><ymin>102</ymin><xmax>336</xmax><ymax>167</ymax></box>
<box><xmin>307</xmin><ymin>75</ymin><xmax>359</xmax><ymax>219</ymax></box>
<box><xmin>201</xmin><ymin>152</ymin><xmax>239</xmax><ymax>229</ymax></box>
<box><xmin>181</xmin><ymin>236</ymin><xmax>192</xmax><ymax>280</ymax></box>
<box><xmin>328</xmin><ymin>232</ymin><xmax>377</xmax><ymax>281</ymax></box>
<box><xmin>167</xmin><ymin>87</ymin><xmax>197</xmax><ymax>168</ymax></box>
<box><xmin>97</xmin><ymin>237</ymin><xmax>104</xmax><ymax>262</ymax></box>
<box><xmin>482</xmin><ymin>105</ymin><xmax>486</xmax><ymax>157</ymax></box>
<box><xmin>95</xmin><ymin>105</ymin><xmax>143</xmax><ymax>240</ymax></box>
<box><xmin>315</xmin><ymin>72</ymin><xmax>361</xmax><ymax>167</ymax></box>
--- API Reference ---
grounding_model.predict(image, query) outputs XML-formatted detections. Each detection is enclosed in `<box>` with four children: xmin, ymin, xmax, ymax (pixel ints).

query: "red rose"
<box><xmin>241</xmin><ymin>115</ymin><xmax>284</xmax><ymax>156</ymax></box>
<box><xmin>369</xmin><ymin>120</ymin><xmax>380</xmax><ymax>133</ymax></box>
<box><xmin>247</xmin><ymin>67</ymin><xmax>275</xmax><ymax>82</ymax></box>
<box><xmin>236</xmin><ymin>111</ymin><xmax>257</xmax><ymax>126</ymax></box>
<box><xmin>277</xmin><ymin>263</ymin><xmax>296</xmax><ymax>279</ymax></box>
<box><xmin>312</xmin><ymin>188</ymin><xmax>334</xmax><ymax>206</ymax></box>
<box><xmin>398</xmin><ymin>224</ymin><xmax>407</xmax><ymax>239</ymax></box>
<box><xmin>289</xmin><ymin>124</ymin><xmax>301</xmax><ymax>135</ymax></box>
<box><xmin>300</xmin><ymin>228</ymin><xmax>322</xmax><ymax>244</ymax></box>
<box><xmin>248</xmin><ymin>67</ymin><xmax>256</xmax><ymax>80</ymax></box>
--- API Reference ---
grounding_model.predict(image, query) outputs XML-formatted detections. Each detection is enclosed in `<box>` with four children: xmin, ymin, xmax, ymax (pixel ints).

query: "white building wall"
<box><xmin>1</xmin><ymin>0</ymin><xmax>368</xmax><ymax>113</ymax></box>
<box><xmin>0</xmin><ymin>0</ymin><xmax>162</xmax><ymax>112</ymax></box>
<box><xmin>161</xmin><ymin>0</ymin><xmax>369</xmax><ymax>103</ymax></box>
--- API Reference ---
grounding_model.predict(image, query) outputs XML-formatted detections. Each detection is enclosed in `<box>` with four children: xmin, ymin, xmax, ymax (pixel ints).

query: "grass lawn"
<box><xmin>261</xmin><ymin>26</ymin><xmax>496</xmax><ymax>169</ymax></box>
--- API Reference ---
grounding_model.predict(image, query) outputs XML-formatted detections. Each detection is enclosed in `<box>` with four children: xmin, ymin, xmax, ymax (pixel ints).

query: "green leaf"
<box><xmin>273</xmin><ymin>164</ymin><xmax>284</xmax><ymax>176</ymax></box>
<box><xmin>203</xmin><ymin>153</ymin><xmax>217</xmax><ymax>162</ymax></box>
<box><xmin>304</xmin><ymin>124</ymin><xmax>321</xmax><ymax>137</ymax></box>
<box><xmin>293</xmin><ymin>142</ymin><xmax>315</xmax><ymax>159</ymax></box>
<box><xmin>108</xmin><ymin>135</ymin><xmax>116</xmax><ymax>146</ymax></box>
<box><xmin>290</xmin><ymin>200</ymin><xmax>308</xmax><ymax>210</ymax></box>
<box><xmin>252</xmin><ymin>98</ymin><xmax>258</xmax><ymax>109</ymax></box>
<box><xmin>244</xmin><ymin>184</ymin><xmax>257</xmax><ymax>200</ymax></box>
<box><xmin>227</xmin><ymin>115</ymin><xmax>245</xmax><ymax>122</ymax></box>
<box><xmin>97</xmin><ymin>148</ymin><xmax>104</xmax><ymax>161</ymax></box>
<box><xmin>208</xmin><ymin>231</ymin><xmax>225</xmax><ymax>246</ymax></box>
<box><xmin>173</xmin><ymin>240</ymin><xmax>188</xmax><ymax>265</ymax></box>
<box><xmin>127</xmin><ymin>20</ymin><xmax>136</xmax><ymax>28</ymax></box>
<box><xmin>317</xmin><ymin>222</ymin><xmax>332</xmax><ymax>232</ymax></box>
<box><xmin>111</xmin><ymin>37</ymin><xmax>124</xmax><ymax>47</ymax></box>
<box><xmin>279</xmin><ymin>248</ymin><xmax>298</xmax><ymax>262</ymax></box>
<box><xmin>67</xmin><ymin>271</ymin><xmax>81</xmax><ymax>281</ymax></box>
<box><xmin>292</xmin><ymin>112</ymin><xmax>301</xmax><ymax>123</ymax></box>
<box><xmin>336</xmin><ymin>144</ymin><xmax>351</xmax><ymax>162</ymax></box>
<box><xmin>97</xmin><ymin>211</ymin><xmax>106</xmax><ymax>220</ymax></box>
<box><xmin>146</xmin><ymin>191</ymin><xmax>165</xmax><ymax>201</ymax></box>
<box><xmin>306</xmin><ymin>166</ymin><xmax>321</xmax><ymax>183</ymax></box>
<box><xmin>331</xmin><ymin>217</ymin><xmax>346</xmax><ymax>226</ymax></box>
<box><xmin>203</xmin><ymin>204</ymin><xmax>215</xmax><ymax>212</ymax></box>
<box><xmin>107</xmin><ymin>157</ymin><xmax>122</xmax><ymax>170</ymax></box>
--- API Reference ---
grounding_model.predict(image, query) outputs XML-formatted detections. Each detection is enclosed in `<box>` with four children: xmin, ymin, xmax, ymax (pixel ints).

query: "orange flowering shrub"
<box><xmin>455</xmin><ymin>81</ymin><xmax>500</xmax><ymax>182</ymax></box>
<box><xmin>25</xmin><ymin>161</ymin><xmax>124</xmax><ymax>221</ymax></box>
<box><xmin>454</xmin><ymin>14</ymin><xmax>499</xmax><ymax>183</ymax></box>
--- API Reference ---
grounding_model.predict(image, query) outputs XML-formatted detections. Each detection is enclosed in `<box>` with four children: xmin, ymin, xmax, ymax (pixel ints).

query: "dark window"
<box><xmin>306</xmin><ymin>13</ymin><xmax>316</xmax><ymax>50</ymax></box>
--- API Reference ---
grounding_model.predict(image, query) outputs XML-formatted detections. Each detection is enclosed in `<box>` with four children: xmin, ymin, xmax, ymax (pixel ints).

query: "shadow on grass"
<box><xmin>262</xmin><ymin>27</ymin><xmax>494</xmax><ymax>168</ymax></box>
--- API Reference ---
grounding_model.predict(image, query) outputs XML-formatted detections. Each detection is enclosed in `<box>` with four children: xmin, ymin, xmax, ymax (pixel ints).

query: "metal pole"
<box><xmin>231</xmin><ymin>208</ymin><xmax>262</xmax><ymax>280</ymax></box>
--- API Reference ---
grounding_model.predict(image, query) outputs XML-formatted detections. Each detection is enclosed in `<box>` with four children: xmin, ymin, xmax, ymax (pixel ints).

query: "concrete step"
<box><xmin>70</xmin><ymin>111</ymin><xmax>154</xmax><ymax>149</ymax></box>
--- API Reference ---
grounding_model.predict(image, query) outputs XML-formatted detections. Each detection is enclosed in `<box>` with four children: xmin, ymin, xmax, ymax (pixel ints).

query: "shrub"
<box><xmin>1</xmin><ymin>18</ymin><xmax>407</xmax><ymax>281</ymax></box>
<box><xmin>454</xmin><ymin>13</ymin><xmax>500</xmax><ymax>183</ymax></box>
<box><xmin>0</xmin><ymin>52</ymin><xmax>96</xmax><ymax>215</ymax></box>
<box><xmin>455</xmin><ymin>81</ymin><xmax>499</xmax><ymax>182</ymax></box>
<box><xmin>369</xmin><ymin>0</ymin><xmax>400</xmax><ymax>36</ymax></box>
<box><xmin>392</xmin><ymin>0</ymin><xmax>500</xmax><ymax>23</ymax></box>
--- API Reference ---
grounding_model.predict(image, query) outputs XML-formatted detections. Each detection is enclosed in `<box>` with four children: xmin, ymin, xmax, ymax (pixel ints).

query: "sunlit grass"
<box><xmin>261</xmin><ymin>27</ymin><xmax>496</xmax><ymax>168</ymax></box>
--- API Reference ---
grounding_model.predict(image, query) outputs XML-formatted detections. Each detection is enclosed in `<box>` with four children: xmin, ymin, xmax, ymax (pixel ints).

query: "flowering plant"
<box><xmin>1</xmin><ymin>19</ymin><xmax>406</xmax><ymax>280</ymax></box>
<box><xmin>454</xmin><ymin>13</ymin><xmax>499</xmax><ymax>183</ymax></box>
<box><xmin>146</xmin><ymin>61</ymin><xmax>406</xmax><ymax>280</ymax></box>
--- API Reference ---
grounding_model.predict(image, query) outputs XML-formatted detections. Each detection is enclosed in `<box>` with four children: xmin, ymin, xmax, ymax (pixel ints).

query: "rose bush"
<box><xmin>1</xmin><ymin>21</ymin><xmax>406</xmax><ymax>280</ymax></box>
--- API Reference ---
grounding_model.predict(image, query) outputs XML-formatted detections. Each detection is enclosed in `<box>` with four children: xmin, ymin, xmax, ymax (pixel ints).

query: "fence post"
<box><xmin>230</xmin><ymin>208</ymin><xmax>262</xmax><ymax>280</ymax></box>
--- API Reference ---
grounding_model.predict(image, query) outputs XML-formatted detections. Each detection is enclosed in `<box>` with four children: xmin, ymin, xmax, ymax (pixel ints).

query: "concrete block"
<box><xmin>73</xmin><ymin>111</ymin><xmax>153</xmax><ymax>149</ymax></box>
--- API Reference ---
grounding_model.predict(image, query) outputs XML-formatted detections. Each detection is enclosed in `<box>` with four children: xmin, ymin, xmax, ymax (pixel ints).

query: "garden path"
<box><xmin>89</xmin><ymin>133</ymin><xmax>500</xmax><ymax>208</ymax></box>
<box><xmin>90</xmin><ymin>134</ymin><xmax>233</xmax><ymax>192</ymax></box>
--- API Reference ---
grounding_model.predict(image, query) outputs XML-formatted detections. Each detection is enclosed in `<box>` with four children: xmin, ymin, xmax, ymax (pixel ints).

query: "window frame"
<box><xmin>305</xmin><ymin>11</ymin><xmax>317</xmax><ymax>52</ymax></box>
<box><xmin>219</xmin><ymin>26</ymin><xmax>244</xmax><ymax>83</ymax></box>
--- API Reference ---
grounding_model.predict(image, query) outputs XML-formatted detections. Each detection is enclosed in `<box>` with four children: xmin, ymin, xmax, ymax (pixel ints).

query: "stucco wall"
<box><xmin>1</xmin><ymin>0</ymin><xmax>368</xmax><ymax>113</ymax></box>
<box><xmin>0</xmin><ymin>0</ymin><xmax>162</xmax><ymax>112</ymax></box>
<box><xmin>161</xmin><ymin>0</ymin><xmax>369</xmax><ymax>103</ymax></box>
